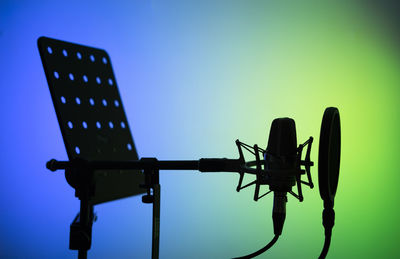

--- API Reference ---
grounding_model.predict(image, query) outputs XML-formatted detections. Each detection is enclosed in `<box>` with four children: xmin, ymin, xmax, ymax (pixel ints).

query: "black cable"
<box><xmin>318</xmin><ymin>229</ymin><xmax>332</xmax><ymax>259</ymax></box>
<box><xmin>233</xmin><ymin>235</ymin><xmax>279</xmax><ymax>259</ymax></box>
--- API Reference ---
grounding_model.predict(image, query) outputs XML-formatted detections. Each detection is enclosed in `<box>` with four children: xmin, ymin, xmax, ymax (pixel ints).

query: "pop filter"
<box><xmin>318</xmin><ymin>107</ymin><xmax>341</xmax><ymax>259</ymax></box>
<box><xmin>318</xmin><ymin>107</ymin><xmax>341</xmax><ymax>206</ymax></box>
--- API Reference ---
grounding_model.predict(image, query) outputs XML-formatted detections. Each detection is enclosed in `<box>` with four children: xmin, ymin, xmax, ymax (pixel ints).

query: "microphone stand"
<box><xmin>46</xmin><ymin>157</ymin><xmax>241</xmax><ymax>259</ymax></box>
<box><xmin>46</xmin><ymin>137</ymin><xmax>313</xmax><ymax>259</ymax></box>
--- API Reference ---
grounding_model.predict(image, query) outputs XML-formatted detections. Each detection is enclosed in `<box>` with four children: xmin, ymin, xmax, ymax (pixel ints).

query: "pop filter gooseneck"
<box><xmin>318</xmin><ymin>107</ymin><xmax>341</xmax><ymax>259</ymax></box>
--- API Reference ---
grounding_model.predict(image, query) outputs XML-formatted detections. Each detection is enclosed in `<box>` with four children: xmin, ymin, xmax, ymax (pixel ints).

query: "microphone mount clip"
<box><xmin>235</xmin><ymin>137</ymin><xmax>314</xmax><ymax>202</ymax></box>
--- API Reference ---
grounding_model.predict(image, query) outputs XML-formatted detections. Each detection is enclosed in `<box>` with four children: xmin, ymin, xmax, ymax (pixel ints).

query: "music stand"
<box><xmin>38</xmin><ymin>36</ymin><xmax>150</xmax><ymax>258</ymax></box>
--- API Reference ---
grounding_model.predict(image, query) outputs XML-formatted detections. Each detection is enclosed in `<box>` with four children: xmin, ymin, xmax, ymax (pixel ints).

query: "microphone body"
<box><xmin>264</xmin><ymin>118</ymin><xmax>298</xmax><ymax>235</ymax></box>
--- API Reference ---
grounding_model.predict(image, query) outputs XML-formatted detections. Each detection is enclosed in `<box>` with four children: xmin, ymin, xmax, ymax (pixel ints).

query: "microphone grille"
<box><xmin>266</xmin><ymin>118</ymin><xmax>297</xmax><ymax>156</ymax></box>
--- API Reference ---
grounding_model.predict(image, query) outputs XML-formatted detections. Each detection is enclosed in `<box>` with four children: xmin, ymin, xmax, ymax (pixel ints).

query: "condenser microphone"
<box><xmin>264</xmin><ymin>118</ymin><xmax>298</xmax><ymax>236</ymax></box>
<box><xmin>234</xmin><ymin>118</ymin><xmax>302</xmax><ymax>259</ymax></box>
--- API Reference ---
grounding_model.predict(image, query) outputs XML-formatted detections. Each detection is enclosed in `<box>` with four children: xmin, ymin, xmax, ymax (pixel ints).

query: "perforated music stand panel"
<box><xmin>38</xmin><ymin>36</ymin><xmax>144</xmax><ymax>204</ymax></box>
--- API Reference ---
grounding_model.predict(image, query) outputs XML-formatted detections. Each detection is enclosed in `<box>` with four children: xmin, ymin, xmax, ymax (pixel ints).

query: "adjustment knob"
<box><xmin>142</xmin><ymin>194</ymin><xmax>154</xmax><ymax>204</ymax></box>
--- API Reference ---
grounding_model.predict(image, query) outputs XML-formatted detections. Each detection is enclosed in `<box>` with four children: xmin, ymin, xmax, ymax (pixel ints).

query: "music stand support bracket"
<box><xmin>139</xmin><ymin>158</ymin><xmax>160</xmax><ymax>259</ymax></box>
<box><xmin>58</xmin><ymin>157</ymin><xmax>165</xmax><ymax>259</ymax></box>
<box><xmin>63</xmin><ymin>161</ymin><xmax>97</xmax><ymax>259</ymax></box>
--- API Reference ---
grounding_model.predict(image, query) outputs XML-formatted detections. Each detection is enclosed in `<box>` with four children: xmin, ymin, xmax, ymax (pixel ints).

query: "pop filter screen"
<box><xmin>318</xmin><ymin>107</ymin><xmax>341</xmax><ymax>204</ymax></box>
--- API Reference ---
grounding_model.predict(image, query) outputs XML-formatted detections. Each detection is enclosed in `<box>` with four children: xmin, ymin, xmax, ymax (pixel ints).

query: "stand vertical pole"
<box><xmin>76</xmin><ymin>197</ymin><xmax>92</xmax><ymax>259</ymax></box>
<box><xmin>152</xmin><ymin>184</ymin><xmax>160</xmax><ymax>259</ymax></box>
<box><xmin>78</xmin><ymin>250</ymin><xmax>87</xmax><ymax>259</ymax></box>
<box><xmin>140</xmin><ymin>158</ymin><xmax>161</xmax><ymax>259</ymax></box>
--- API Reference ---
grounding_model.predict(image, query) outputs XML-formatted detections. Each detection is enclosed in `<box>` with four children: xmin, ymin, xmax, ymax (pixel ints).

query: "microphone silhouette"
<box><xmin>234</xmin><ymin>118</ymin><xmax>310</xmax><ymax>259</ymax></box>
<box><xmin>265</xmin><ymin>118</ymin><xmax>297</xmax><ymax>236</ymax></box>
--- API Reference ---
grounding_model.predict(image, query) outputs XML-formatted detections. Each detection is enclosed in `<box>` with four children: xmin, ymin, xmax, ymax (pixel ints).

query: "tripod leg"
<box><xmin>152</xmin><ymin>184</ymin><xmax>160</xmax><ymax>259</ymax></box>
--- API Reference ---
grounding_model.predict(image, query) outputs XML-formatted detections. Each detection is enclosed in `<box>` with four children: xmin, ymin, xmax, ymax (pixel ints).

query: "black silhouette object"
<box><xmin>38</xmin><ymin>36</ymin><xmax>147</xmax><ymax>259</ymax></box>
<box><xmin>39</xmin><ymin>36</ymin><xmax>341</xmax><ymax>259</ymax></box>
<box><xmin>318</xmin><ymin>107</ymin><xmax>341</xmax><ymax>259</ymax></box>
<box><xmin>233</xmin><ymin>108</ymin><xmax>341</xmax><ymax>259</ymax></box>
<box><xmin>233</xmin><ymin>118</ymin><xmax>314</xmax><ymax>259</ymax></box>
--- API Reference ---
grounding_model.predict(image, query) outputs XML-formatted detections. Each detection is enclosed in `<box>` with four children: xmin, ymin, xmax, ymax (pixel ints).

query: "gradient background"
<box><xmin>0</xmin><ymin>1</ymin><xmax>399</xmax><ymax>258</ymax></box>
